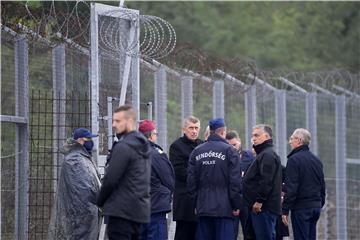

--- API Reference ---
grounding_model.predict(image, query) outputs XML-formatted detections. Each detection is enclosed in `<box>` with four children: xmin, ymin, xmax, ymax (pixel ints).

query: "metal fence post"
<box><xmin>275</xmin><ymin>89</ymin><xmax>287</xmax><ymax>165</ymax></box>
<box><xmin>147</xmin><ymin>102</ymin><xmax>153</xmax><ymax>120</ymax></box>
<box><xmin>213</xmin><ymin>80</ymin><xmax>224</xmax><ymax>119</ymax></box>
<box><xmin>154</xmin><ymin>66</ymin><xmax>167</xmax><ymax>151</ymax></box>
<box><xmin>335</xmin><ymin>95</ymin><xmax>347</xmax><ymax>240</ymax></box>
<box><xmin>131</xmin><ymin>20</ymin><xmax>141</xmax><ymax>122</ymax></box>
<box><xmin>107</xmin><ymin>97</ymin><xmax>114</xmax><ymax>152</ymax></box>
<box><xmin>14</xmin><ymin>36</ymin><xmax>29</xmax><ymax>240</ymax></box>
<box><xmin>306</xmin><ymin>92</ymin><xmax>318</xmax><ymax>154</ymax></box>
<box><xmin>90</xmin><ymin>3</ymin><xmax>100</xmax><ymax>162</ymax></box>
<box><xmin>245</xmin><ymin>85</ymin><xmax>257</xmax><ymax>149</ymax></box>
<box><xmin>52</xmin><ymin>44</ymin><xmax>66</xmax><ymax>194</ymax></box>
<box><xmin>181</xmin><ymin>76</ymin><xmax>193</xmax><ymax>120</ymax></box>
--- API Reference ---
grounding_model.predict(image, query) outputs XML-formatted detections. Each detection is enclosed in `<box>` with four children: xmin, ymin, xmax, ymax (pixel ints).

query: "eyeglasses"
<box><xmin>152</xmin><ymin>132</ymin><xmax>158</xmax><ymax>136</ymax></box>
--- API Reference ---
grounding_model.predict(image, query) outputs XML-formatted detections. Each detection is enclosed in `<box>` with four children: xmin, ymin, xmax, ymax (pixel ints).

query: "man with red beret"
<box><xmin>139</xmin><ymin>119</ymin><xmax>175</xmax><ymax>240</ymax></box>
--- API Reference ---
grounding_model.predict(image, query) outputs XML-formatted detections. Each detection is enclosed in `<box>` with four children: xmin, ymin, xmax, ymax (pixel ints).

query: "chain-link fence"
<box><xmin>1</xmin><ymin>21</ymin><xmax>360</xmax><ymax>240</ymax></box>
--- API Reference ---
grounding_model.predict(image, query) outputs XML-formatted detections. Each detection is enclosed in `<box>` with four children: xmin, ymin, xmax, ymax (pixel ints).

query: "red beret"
<box><xmin>139</xmin><ymin>119</ymin><xmax>156</xmax><ymax>133</ymax></box>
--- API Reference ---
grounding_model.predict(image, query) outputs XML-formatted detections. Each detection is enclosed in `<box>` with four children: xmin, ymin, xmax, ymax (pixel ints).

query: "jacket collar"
<box><xmin>287</xmin><ymin>144</ymin><xmax>309</xmax><ymax>158</ymax></box>
<box><xmin>149</xmin><ymin>140</ymin><xmax>163</xmax><ymax>152</ymax></box>
<box><xmin>253</xmin><ymin>139</ymin><xmax>273</xmax><ymax>154</ymax></box>
<box><xmin>181</xmin><ymin>134</ymin><xmax>201</xmax><ymax>145</ymax></box>
<box><xmin>207</xmin><ymin>134</ymin><xmax>228</xmax><ymax>144</ymax></box>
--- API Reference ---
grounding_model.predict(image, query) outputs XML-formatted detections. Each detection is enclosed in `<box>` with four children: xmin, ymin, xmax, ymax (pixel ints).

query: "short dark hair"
<box><xmin>226</xmin><ymin>130</ymin><xmax>240</xmax><ymax>140</ymax></box>
<box><xmin>114</xmin><ymin>105</ymin><xmax>136</xmax><ymax>121</ymax></box>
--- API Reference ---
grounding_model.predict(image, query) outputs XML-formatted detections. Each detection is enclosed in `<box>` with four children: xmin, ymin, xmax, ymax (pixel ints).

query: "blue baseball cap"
<box><xmin>208</xmin><ymin>118</ymin><xmax>226</xmax><ymax>131</ymax></box>
<box><xmin>72</xmin><ymin>128</ymin><xmax>98</xmax><ymax>140</ymax></box>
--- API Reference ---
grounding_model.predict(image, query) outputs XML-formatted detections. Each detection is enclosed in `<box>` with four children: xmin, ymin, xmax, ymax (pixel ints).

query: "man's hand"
<box><xmin>282</xmin><ymin>215</ymin><xmax>289</xmax><ymax>226</ymax></box>
<box><xmin>252</xmin><ymin>202</ymin><xmax>262</xmax><ymax>214</ymax></box>
<box><xmin>232</xmin><ymin>209</ymin><xmax>240</xmax><ymax>216</ymax></box>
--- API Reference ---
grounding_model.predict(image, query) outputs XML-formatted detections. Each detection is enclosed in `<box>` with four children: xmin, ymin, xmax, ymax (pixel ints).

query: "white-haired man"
<box><xmin>282</xmin><ymin>128</ymin><xmax>326</xmax><ymax>240</ymax></box>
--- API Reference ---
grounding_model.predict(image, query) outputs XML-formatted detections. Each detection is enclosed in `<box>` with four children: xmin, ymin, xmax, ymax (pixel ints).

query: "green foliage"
<box><xmin>2</xmin><ymin>1</ymin><xmax>358</xmax><ymax>71</ymax></box>
<box><xmin>128</xmin><ymin>1</ymin><xmax>359</xmax><ymax>72</ymax></box>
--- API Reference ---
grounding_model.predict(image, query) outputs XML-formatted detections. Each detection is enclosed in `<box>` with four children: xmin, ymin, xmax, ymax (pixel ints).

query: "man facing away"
<box><xmin>138</xmin><ymin>119</ymin><xmax>175</xmax><ymax>240</ymax></box>
<box><xmin>282</xmin><ymin>128</ymin><xmax>326</xmax><ymax>240</ymax></box>
<box><xmin>49</xmin><ymin>128</ymin><xmax>100</xmax><ymax>240</ymax></box>
<box><xmin>169</xmin><ymin>116</ymin><xmax>203</xmax><ymax>240</ymax></box>
<box><xmin>97</xmin><ymin>105</ymin><xmax>151</xmax><ymax>240</ymax></box>
<box><xmin>243</xmin><ymin>124</ymin><xmax>282</xmax><ymax>240</ymax></box>
<box><xmin>187</xmin><ymin>118</ymin><xmax>242</xmax><ymax>240</ymax></box>
<box><xmin>225</xmin><ymin>130</ymin><xmax>254</xmax><ymax>240</ymax></box>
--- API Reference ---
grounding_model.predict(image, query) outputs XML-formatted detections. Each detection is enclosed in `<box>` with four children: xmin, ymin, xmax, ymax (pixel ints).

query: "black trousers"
<box><xmin>174</xmin><ymin>220</ymin><xmax>198</xmax><ymax>240</ymax></box>
<box><xmin>107</xmin><ymin>216</ymin><xmax>141</xmax><ymax>240</ymax></box>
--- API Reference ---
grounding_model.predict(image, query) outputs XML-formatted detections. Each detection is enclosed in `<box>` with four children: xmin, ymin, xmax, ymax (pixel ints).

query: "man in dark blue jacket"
<box><xmin>226</xmin><ymin>130</ymin><xmax>254</xmax><ymax>240</ymax></box>
<box><xmin>97</xmin><ymin>105</ymin><xmax>151</xmax><ymax>240</ymax></box>
<box><xmin>170</xmin><ymin>116</ymin><xmax>203</xmax><ymax>240</ymax></box>
<box><xmin>282</xmin><ymin>128</ymin><xmax>326</xmax><ymax>240</ymax></box>
<box><xmin>187</xmin><ymin>118</ymin><xmax>242</xmax><ymax>240</ymax></box>
<box><xmin>243</xmin><ymin>124</ymin><xmax>282</xmax><ymax>240</ymax></box>
<box><xmin>138</xmin><ymin>119</ymin><xmax>175</xmax><ymax>240</ymax></box>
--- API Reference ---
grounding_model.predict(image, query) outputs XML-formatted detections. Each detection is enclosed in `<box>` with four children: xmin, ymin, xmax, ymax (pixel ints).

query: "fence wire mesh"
<box><xmin>1</xmin><ymin>32</ymin><xmax>16</xmax><ymax>116</ymax></box>
<box><xmin>0</xmin><ymin>123</ymin><xmax>16</xmax><ymax>240</ymax></box>
<box><xmin>1</xmin><ymin>23</ymin><xmax>360</xmax><ymax>240</ymax></box>
<box><xmin>65</xmin><ymin>47</ymin><xmax>90</xmax><ymax>93</ymax></box>
<box><xmin>193</xmin><ymin>78</ymin><xmax>213</xmax><ymax>138</ymax></box>
<box><xmin>345</xmin><ymin>98</ymin><xmax>360</xmax><ymax>239</ymax></box>
<box><xmin>286</xmin><ymin>91</ymin><xmax>307</xmax><ymax>153</ymax></box>
<box><xmin>166</xmin><ymin>72</ymin><xmax>182</xmax><ymax>149</ymax></box>
<box><xmin>255</xmin><ymin>83</ymin><xmax>276</xmax><ymax>139</ymax></box>
<box><xmin>28</xmin><ymin>90</ymin><xmax>91</xmax><ymax>240</ymax></box>
<box><xmin>139</xmin><ymin>64</ymin><xmax>155</xmax><ymax>120</ymax></box>
<box><xmin>224</xmin><ymin>81</ymin><xmax>246</xmax><ymax>143</ymax></box>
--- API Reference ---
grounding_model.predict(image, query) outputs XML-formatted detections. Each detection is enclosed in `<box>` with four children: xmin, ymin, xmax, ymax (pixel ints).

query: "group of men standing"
<box><xmin>52</xmin><ymin>104</ymin><xmax>326</xmax><ymax>240</ymax></box>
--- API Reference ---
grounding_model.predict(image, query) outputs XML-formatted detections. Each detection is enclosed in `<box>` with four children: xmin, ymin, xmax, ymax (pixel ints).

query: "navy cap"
<box><xmin>208</xmin><ymin>118</ymin><xmax>226</xmax><ymax>131</ymax></box>
<box><xmin>73</xmin><ymin>128</ymin><xmax>98</xmax><ymax>140</ymax></box>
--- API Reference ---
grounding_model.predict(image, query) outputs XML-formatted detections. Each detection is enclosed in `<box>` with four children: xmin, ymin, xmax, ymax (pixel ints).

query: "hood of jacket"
<box><xmin>60</xmin><ymin>138</ymin><xmax>90</xmax><ymax>158</ymax></box>
<box><xmin>120</xmin><ymin>131</ymin><xmax>150</xmax><ymax>158</ymax></box>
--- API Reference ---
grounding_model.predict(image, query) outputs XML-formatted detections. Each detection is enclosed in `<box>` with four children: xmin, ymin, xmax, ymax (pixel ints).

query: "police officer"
<box><xmin>187</xmin><ymin>118</ymin><xmax>242</xmax><ymax>240</ymax></box>
<box><xmin>138</xmin><ymin>119</ymin><xmax>175</xmax><ymax>240</ymax></box>
<box><xmin>226</xmin><ymin>130</ymin><xmax>254</xmax><ymax>239</ymax></box>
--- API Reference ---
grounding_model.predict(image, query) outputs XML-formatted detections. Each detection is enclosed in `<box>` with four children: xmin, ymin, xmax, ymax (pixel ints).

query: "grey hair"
<box><xmin>183</xmin><ymin>116</ymin><xmax>200</xmax><ymax>128</ymax></box>
<box><xmin>253</xmin><ymin>124</ymin><xmax>273</xmax><ymax>138</ymax></box>
<box><xmin>292</xmin><ymin>128</ymin><xmax>311</xmax><ymax>145</ymax></box>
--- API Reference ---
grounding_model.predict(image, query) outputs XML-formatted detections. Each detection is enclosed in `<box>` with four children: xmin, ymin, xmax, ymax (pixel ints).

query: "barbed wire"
<box><xmin>2</xmin><ymin>2</ymin><xmax>359</xmax><ymax>95</ymax></box>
